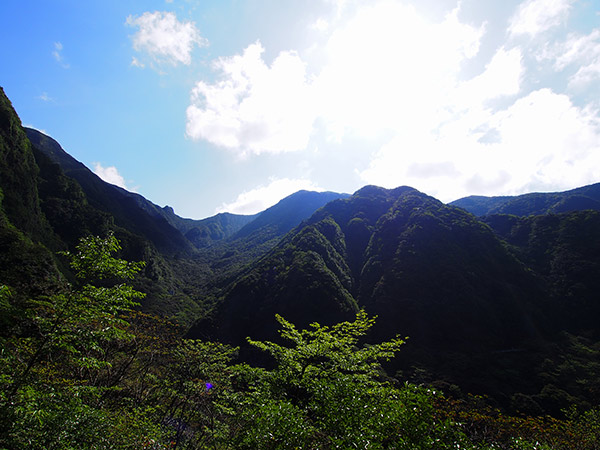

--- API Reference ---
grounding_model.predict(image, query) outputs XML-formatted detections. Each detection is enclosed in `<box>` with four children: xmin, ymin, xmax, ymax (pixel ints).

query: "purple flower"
<box><xmin>205</xmin><ymin>382</ymin><xmax>214</xmax><ymax>391</ymax></box>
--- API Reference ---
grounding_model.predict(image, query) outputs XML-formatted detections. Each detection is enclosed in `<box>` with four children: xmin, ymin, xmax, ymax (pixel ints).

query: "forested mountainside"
<box><xmin>1</xmin><ymin>88</ymin><xmax>347</xmax><ymax>324</ymax></box>
<box><xmin>2</xmin><ymin>86</ymin><xmax>600</xmax><ymax>447</ymax></box>
<box><xmin>451</xmin><ymin>183</ymin><xmax>600</xmax><ymax>216</ymax></box>
<box><xmin>191</xmin><ymin>184</ymin><xmax>600</xmax><ymax>415</ymax></box>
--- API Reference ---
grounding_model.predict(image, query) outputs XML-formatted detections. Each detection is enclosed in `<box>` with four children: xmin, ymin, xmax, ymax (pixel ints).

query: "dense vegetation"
<box><xmin>1</xmin><ymin>233</ymin><xmax>598</xmax><ymax>449</ymax></box>
<box><xmin>450</xmin><ymin>184</ymin><xmax>600</xmax><ymax>217</ymax></box>
<box><xmin>193</xmin><ymin>184</ymin><xmax>600</xmax><ymax>418</ymax></box>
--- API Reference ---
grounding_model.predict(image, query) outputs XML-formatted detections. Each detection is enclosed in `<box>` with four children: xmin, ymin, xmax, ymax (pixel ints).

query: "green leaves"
<box><xmin>240</xmin><ymin>311</ymin><xmax>419</xmax><ymax>448</ymax></box>
<box><xmin>249</xmin><ymin>310</ymin><xmax>405</xmax><ymax>382</ymax></box>
<box><xmin>0</xmin><ymin>233</ymin><xmax>150</xmax><ymax>449</ymax></box>
<box><xmin>66</xmin><ymin>232</ymin><xmax>145</xmax><ymax>282</ymax></box>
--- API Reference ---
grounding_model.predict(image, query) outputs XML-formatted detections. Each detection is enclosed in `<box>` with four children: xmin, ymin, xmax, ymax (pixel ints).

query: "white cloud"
<box><xmin>360</xmin><ymin>89</ymin><xmax>600</xmax><ymax>201</ymax></box>
<box><xmin>184</xmin><ymin>0</ymin><xmax>598</xmax><ymax>204</ymax></box>
<box><xmin>313</xmin><ymin>2</ymin><xmax>484</xmax><ymax>140</ymax></box>
<box><xmin>550</xmin><ymin>29</ymin><xmax>600</xmax><ymax>70</ymax></box>
<box><xmin>455</xmin><ymin>47</ymin><xmax>523</xmax><ymax>106</ymax></box>
<box><xmin>126</xmin><ymin>11</ymin><xmax>206</xmax><ymax>66</ymax></box>
<box><xmin>52</xmin><ymin>41</ymin><xmax>69</xmax><ymax>68</ymax></box>
<box><xmin>93</xmin><ymin>163</ymin><xmax>132</xmax><ymax>191</ymax></box>
<box><xmin>38</xmin><ymin>92</ymin><xmax>53</xmax><ymax>102</ymax></box>
<box><xmin>216</xmin><ymin>178</ymin><xmax>324</xmax><ymax>214</ymax></box>
<box><xmin>541</xmin><ymin>29</ymin><xmax>600</xmax><ymax>88</ymax></box>
<box><xmin>312</xmin><ymin>18</ymin><xmax>329</xmax><ymax>32</ymax></box>
<box><xmin>508</xmin><ymin>0</ymin><xmax>574</xmax><ymax>38</ymax></box>
<box><xmin>187</xmin><ymin>2</ymin><xmax>484</xmax><ymax>154</ymax></box>
<box><xmin>130</xmin><ymin>56</ymin><xmax>145</xmax><ymax>68</ymax></box>
<box><xmin>570</xmin><ymin>60</ymin><xmax>600</xmax><ymax>89</ymax></box>
<box><xmin>186</xmin><ymin>41</ymin><xmax>316</xmax><ymax>156</ymax></box>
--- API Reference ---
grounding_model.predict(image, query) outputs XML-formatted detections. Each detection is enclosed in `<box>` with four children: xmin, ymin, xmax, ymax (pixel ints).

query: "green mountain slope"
<box><xmin>182</xmin><ymin>212</ymin><xmax>258</xmax><ymax>248</ymax></box>
<box><xmin>190</xmin><ymin>185</ymin><xmax>600</xmax><ymax>412</ymax></box>
<box><xmin>451</xmin><ymin>183</ymin><xmax>600</xmax><ymax>216</ymax></box>
<box><xmin>25</xmin><ymin>128</ymin><xmax>196</xmax><ymax>257</ymax></box>
<box><xmin>193</xmin><ymin>186</ymin><xmax>542</xmax><ymax>346</ymax></box>
<box><xmin>204</xmin><ymin>190</ymin><xmax>350</xmax><ymax>278</ymax></box>
<box><xmin>0</xmin><ymin>88</ymin><xmax>65</xmax><ymax>299</ymax></box>
<box><xmin>0</xmin><ymin>89</ymin><xmax>53</xmax><ymax>242</ymax></box>
<box><xmin>485</xmin><ymin>211</ymin><xmax>600</xmax><ymax>333</ymax></box>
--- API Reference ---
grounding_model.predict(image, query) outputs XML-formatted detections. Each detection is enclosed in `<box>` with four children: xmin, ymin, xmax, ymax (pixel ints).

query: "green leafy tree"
<box><xmin>0</xmin><ymin>232</ymin><xmax>150</xmax><ymax>449</ymax></box>
<box><xmin>232</xmin><ymin>311</ymin><xmax>470</xmax><ymax>449</ymax></box>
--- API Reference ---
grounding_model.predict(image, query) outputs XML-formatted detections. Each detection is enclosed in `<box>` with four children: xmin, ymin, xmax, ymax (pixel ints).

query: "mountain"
<box><xmin>23</xmin><ymin>127</ymin><xmax>349</xmax><ymax>321</ymax></box>
<box><xmin>0</xmin><ymin>88</ymin><xmax>64</xmax><ymax>298</ymax></box>
<box><xmin>190</xmin><ymin>184</ymin><xmax>600</xmax><ymax>412</ymax></box>
<box><xmin>234</xmin><ymin>190</ymin><xmax>350</xmax><ymax>240</ymax></box>
<box><xmin>450</xmin><ymin>183</ymin><xmax>600</xmax><ymax>216</ymax></box>
<box><xmin>192</xmin><ymin>185</ymin><xmax>542</xmax><ymax>353</ymax></box>
<box><xmin>25</xmin><ymin>128</ymin><xmax>196</xmax><ymax>257</ymax></box>
<box><xmin>484</xmin><ymin>211</ymin><xmax>600</xmax><ymax>333</ymax></box>
<box><xmin>180</xmin><ymin>212</ymin><xmax>257</xmax><ymax>248</ymax></box>
<box><xmin>24</xmin><ymin>128</ymin><xmax>346</xmax><ymax>261</ymax></box>
<box><xmin>2</xmin><ymin>88</ymin><xmax>348</xmax><ymax>323</ymax></box>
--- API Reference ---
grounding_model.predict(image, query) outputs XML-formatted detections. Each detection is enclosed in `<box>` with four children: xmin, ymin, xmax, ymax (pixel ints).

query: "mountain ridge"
<box><xmin>450</xmin><ymin>182</ymin><xmax>600</xmax><ymax>216</ymax></box>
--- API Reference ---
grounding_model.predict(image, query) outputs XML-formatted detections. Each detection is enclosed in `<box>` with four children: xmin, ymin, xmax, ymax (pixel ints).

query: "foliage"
<box><xmin>233</xmin><ymin>311</ymin><xmax>471</xmax><ymax>449</ymax></box>
<box><xmin>1</xmin><ymin>234</ymin><xmax>599</xmax><ymax>448</ymax></box>
<box><xmin>437</xmin><ymin>394</ymin><xmax>600</xmax><ymax>450</ymax></box>
<box><xmin>0</xmin><ymin>233</ymin><xmax>146</xmax><ymax>449</ymax></box>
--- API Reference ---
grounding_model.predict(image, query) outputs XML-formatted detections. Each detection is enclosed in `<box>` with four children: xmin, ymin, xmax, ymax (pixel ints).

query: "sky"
<box><xmin>1</xmin><ymin>0</ymin><xmax>599</xmax><ymax>219</ymax></box>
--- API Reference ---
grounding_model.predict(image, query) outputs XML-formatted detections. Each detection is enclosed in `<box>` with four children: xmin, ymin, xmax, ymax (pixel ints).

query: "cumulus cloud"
<box><xmin>313</xmin><ymin>2</ymin><xmax>484</xmax><ymax>139</ymax></box>
<box><xmin>184</xmin><ymin>0</ymin><xmax>598</xmax><ymax>201</ymax></box>
<box><xmin>360</xmin><ymin>89</ymin><xmax>600</xmax><ymax>201</ymax></box>
<box><xmin>508</xmin><ymin>0</ymin><xmax>575</xmax><ymax>38</ymax></box>
<box><xmin>93</xmin><ymin>163</ymin><xmax>132</xmax><ymax>191</ymax></box>
<box><xmin>216</xmin><ymin>178</ymin><xmax>324</xmax><ymax>214</ymax></box>
<box><xmin>187</xmin><ymin>2</ymin><xmax>484</xmax><ymax>154</ymax></box>
<box><xmin>186</xmin><ymin>41</ymin><xmax>316</xmax><ymax>156</ymax></box>
<box><xmin>126</xmin><ymin>11</ymin><xmax>206</xmax><ymax>66</ymax></box>
<box><xmin>455</xmin><ymin>47</ymin><xmax>523</xmax><ymax>106</ymax></box>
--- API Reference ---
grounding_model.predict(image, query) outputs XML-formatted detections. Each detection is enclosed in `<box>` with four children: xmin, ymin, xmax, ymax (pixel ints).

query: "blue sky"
<box><xmin>1</xmin><ymin>0</ymin><xmax>599</xmax><ymax>219</ymax></box>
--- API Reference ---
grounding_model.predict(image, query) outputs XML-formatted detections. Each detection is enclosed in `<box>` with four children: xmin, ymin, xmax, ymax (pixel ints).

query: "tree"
<box><xmin>0</xmin><ymin>232</ymin><xmax>149</xmax><ymax>449</ymax></box>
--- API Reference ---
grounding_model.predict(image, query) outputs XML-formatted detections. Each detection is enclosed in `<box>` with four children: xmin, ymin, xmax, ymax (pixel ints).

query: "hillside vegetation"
<box><xmin>2</xmin><ymin>234</ymin><xmax>598</xmax><ymax>448</ymax></box>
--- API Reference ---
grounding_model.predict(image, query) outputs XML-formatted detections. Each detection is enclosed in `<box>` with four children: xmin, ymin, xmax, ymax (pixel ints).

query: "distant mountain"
<box><xmin>181</xmin><ymin>212</ymin><xmax>258</xmax><ymax>249</ymax></box>
<box><xmin>190</xmin><ymin>184</ymin><xmax>600</xmax><ymax>412</ymax></box>
<box><xmin>450</xmin><ymin>183</ymin><xmax>600</xmax><ymax>216</ymax></box>
<box><xmin>219</xmin><ymin>190</ymin><xmax>350</xmax><ymax>263</ymax></box>
<box><xmin>191</xmin><ymin>186</ymin><xmax>543</xmax><ymax>385</ymax></box>
<box><xmin>25</xmin><ymin>128</ymin><xmax>196</xmax><ymax>257</ymax></box>
<box><xmin>234</xmin><ymin>190</ymin><xmax>350</xmax><ymax>241</ymax></box>
<box><xmin>190</xmin><ymin>190</ymin><xmax>351</xmax><ymax>299</ymax></box>
<box><xmin>118</xmin><ymin>194</ymin><xmax>257</xmax><ymax>249</ymax></box>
